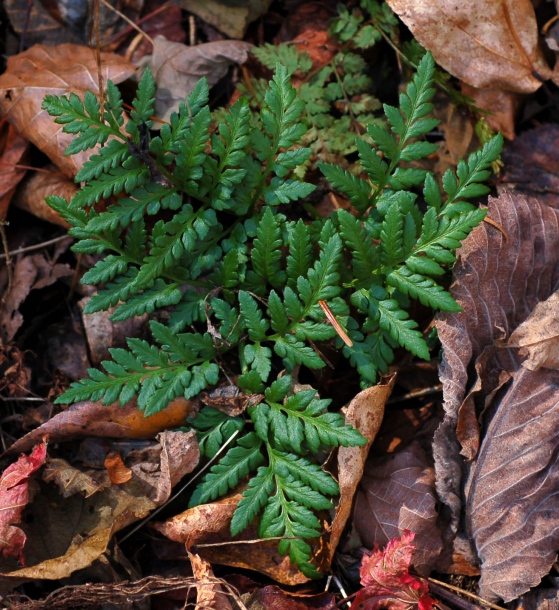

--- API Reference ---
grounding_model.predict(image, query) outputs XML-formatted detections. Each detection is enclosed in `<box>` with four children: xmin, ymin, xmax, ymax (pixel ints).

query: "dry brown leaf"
<box><xmin>78</xmin><ymin>295</ymin><xmax>147</xmax><ymax>365</ymax></box>
<box><xmin>154</xmin><ymin>494</ymin><xmax>308</xmax><ymax>585</ymax></box>
<box><xmin>353</xmin><ymin>442</ymin><xmax>442</xmax><ymax>574</ymax></box>
<box><xmin>3</xmin><ymin>396</ymin><xmax>198</xmax><ymax>457</ymax></box>
<box><xmin>0</xmin><ymin>44</ymin><xmax>134</xmax><ymax>178</ymax></box>
<box><xmin>500</xmin><ymin>289</ymin><xmax>559</xmax><ymax>370</ymax></box>
<box><xmin>436</xmin><ymin>192</ymin><xmax>559</xmax><ymax>601</ymax></box>
<box><xmin>0</xmin><ymin>462</ymin><xmax>156</xmax><ymax>580</ymax></box>
<box><xmin>501</xmin><ymin>125</ymin><xmax>559</xmax><ymax>203</ymax></box>
<box><xmin>14</xmin><ymin>166</ymin><xmax>77</xmax><ymax>228</ymax></box>
<box><xmin>188</xmin><ymin>551</ymin><xmax>233</xmax><ymax>610</ymax></box>
<box><xmin>245</xmin><ymin>586</ymin><xmax>336</xmax><ymax>610</ymax></box>
<box><xmin>322</xmin><ymin>376</ymin><xmax>395</xmax><ymax>569</ymax></box>
<box><xmin>0</xmin><ymin>123</ymin><xmax>30</xmax><ymax>219</ymax></box>
<box><xmin>0</xmin><ymin>254</ymin><xmax>73</xmax><ymax>344</ymax></box>
<box><xmin>460</xmin><ymin>84</ymin><xmax>521</xmax><ymax>141</ymax></box>
<box><xmin>148</xmin><ymin>36</ymin><xmax>253</xmax><ymax>123</ymax></box>
<box><xmin>386</xmin><ymin>0</ymin><xmax>552</xmax><ymax>93</ymax></box>
<box><xmin>174</xmin><ymin>0</ymin><xmax>272</xmax><ymax>39</ymax></box>
<box><xmin>104</xmin><ymin>452</ymin><xmax>133</xmax><ymax>485</ymax></box>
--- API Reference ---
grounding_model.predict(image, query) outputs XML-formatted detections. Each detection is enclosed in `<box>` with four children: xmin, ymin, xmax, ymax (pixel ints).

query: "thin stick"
<box><xmin>0</xmin><ymin>163</ymin><xmax>64</xmax><ymax>176</ymax></box>
<box><xmin>189</xmin><ymin>14</ymin><xmax>196</xmax><ymax>46</ymax></box>
<box><xmin>332</xmin><ymin>575</ymin><xmax>351</xmax><ymax>608</ymax></box>
<box><xmin>318</xmin><ymin>300</ymin><xmax>353</xmax><ymax>347</ymax></box>
<box><xmin>483</xmin><ymin>217</ymin><xmax>510</xmax><ymax>243</ymax></box>
<box><xmin>193</xmin><ymin>536</ymin><xmax>295</xmax><ymax>548</ymax></box>
<box><xmin>387</xmin><ymin>384</ymin><xmax>442</xmax><ymax>404</ymax></box>
<box><xmin>426</xmin><ymin>577</ymin><xmax>507</xmax><ymax>610</ymax></box>
<box><xmin>100</xmin><ymin>0</ymin><xmax>155</xmax><ymax>46</ymax></box>
<box><xmin>103</xmin><ymin>1</ymin><xmax>172</xmax><ymax>47</ymax></box>
<box><xmin>0</xmin><ymin>235</ymin><xmax>72</xmax><ymax>261</ymax></box>
<box><xmin>118</xmin><ymin>430</ymin><xmax>240</xmax><ymax>544</ymax></box>
<box><xmin>0</xmin><ymin>221</ymin><xmax>13</xmax><ymax>314</ymax></box>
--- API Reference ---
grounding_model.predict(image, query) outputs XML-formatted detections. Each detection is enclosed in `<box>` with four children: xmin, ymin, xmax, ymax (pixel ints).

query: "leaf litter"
<box><xmin>3</xmin><ymin>1</ymin><xmax>559</xmax><ymax>608</ymax></box>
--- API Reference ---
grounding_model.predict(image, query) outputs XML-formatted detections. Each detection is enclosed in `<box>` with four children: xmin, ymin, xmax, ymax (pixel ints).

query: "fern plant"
<box><xmin>42</xmin><ymin>52</ymin><xmax>501</xmax><ymax>577</ymax></box>
<box><xmin>238</xmin><ymin>42</ymin><xmax>384</xmax><ymax>171</ymax></box>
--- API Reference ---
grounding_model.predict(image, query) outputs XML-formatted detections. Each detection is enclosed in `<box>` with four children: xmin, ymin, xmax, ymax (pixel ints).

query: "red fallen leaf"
<box><xmin>354</xmin><ymin>530</ymin><xmax>435</xmax><ymax>610</ymax></box>
<box><xmin>0</xmin><ymin>439</ymin><xmax>47</xmax><ymax>564</ymax></box>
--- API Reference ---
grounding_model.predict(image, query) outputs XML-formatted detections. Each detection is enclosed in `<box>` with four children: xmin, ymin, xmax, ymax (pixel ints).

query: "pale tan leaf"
<box><xmin>14</xmin><ymin>165</ymin><xmax>77</xmax><ymax>228</ymax></box>
<box><xmin>148</xmin><ymin>37</ymin><xmax>253</xmax><ymax>123</ymax></box>
<box><xmin>0</xmin><ymin>44</ymin><xmax>134</xmax><ymax>177</ymax></box>
<box><xmin>188</xmin><ymin>551</ymin><xmax>233</xmax><ymax>610</ymax></box>
<box><xmin>385</xmin><ymin>0</ymin><xmax>552</xmax><ymax>93</ymax></box>
<box><xmin>499</xmin><ymin>289</ymin><xmax>559</xmax><ymax>371</ymax></box>
<box><xmin>154</xmin><ymin>495</ymin><xmax>309</xmax><ymax>585</ymax></box>
<box><xmin>321</xmin><ymin>376</ymin><xmax>394</xmax><ymax>569</ymax></box>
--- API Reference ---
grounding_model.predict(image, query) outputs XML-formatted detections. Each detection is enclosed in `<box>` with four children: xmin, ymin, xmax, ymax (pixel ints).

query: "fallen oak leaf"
<box><xmin>354</xmin><ymin>530</ymin><xmax>436</xmax><ymax>610</ymax></box>
<box><xmin>0</xmin><ymin>439</ymin><xmax>47</xmax><ymax>564</ymax></box>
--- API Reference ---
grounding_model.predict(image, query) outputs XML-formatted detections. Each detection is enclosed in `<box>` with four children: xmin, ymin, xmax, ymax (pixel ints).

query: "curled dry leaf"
<box><xmin>147</xmin><ymin>36</ymin><xmax>253</xmax><ymax>124</ymax></box>
<box><xmin>14</xmin><ymin>165</ymin><xmax>77</xmax><ymax>228</ymax></box>
<box><xmin>499</xmin><ymin>289</ymin><xmax>559</xmax><ymax>371</ymax></box>
<box><xmin>354</xmin><ymin>530</ymin><xmax>436</xmax><ymax>610</ymax></box>
<box><xmin>354</xmin><ymin>442</ymin><xmax>442</xmax><ymax>575</ymax></box>
<box><xmin>436</xmin><ymin>193</ymin><xmax>559</xmax><ymax>601</ymax></box>
<box><xmin>0</xmin><ymin>431</ymin><xmax>197</xmax><ymax>581</ymax></box>
<box><xmin>188</xmin><ymin>551</ymin><xmax>233</xmax><ymax>610</ymax></box>
<box><xmin>0</xmin><ymin>123</ymin><xmax>30</xmax><ymax>219</ymax></box>
<box><xmin>3</xmin><ymin>396</ymin><xmax>198</xmax><ymax>457</ymax></box>
<box><xmin>0</xmin><ymin>440</ymin><xmax>47</xmax><ymax>564</ymax></box>
<box><xmin>0</xmin><ymin>44</ymin><xmax>134</xmax><ymax>178</ymax></box>
<box><xmin>0</xmin><ymin>461</ymin><xmax>155</xmax><ymax>580</ymax></box>
<box><xmin>321</xmin><ymin>376</ymin><xmax>394</xmax><ymax>570</ymax></box>
<box><xmin>385</xmin><ymin>0</ymin><xmax>551</xmax><ymax>93</ymax></box>
<box><xmin>153</xmin><ymin>494</ymin><xmax>308</xmax><ymax>585</ymax></box>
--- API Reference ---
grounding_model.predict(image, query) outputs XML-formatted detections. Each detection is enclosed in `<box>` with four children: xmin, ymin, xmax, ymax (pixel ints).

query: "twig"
<box><xmin>100</xmin><ymin>0</ymin><xmax>155</xmax><ymax>46</ymax></box>
<box><xmin>118</xmin><ymin>430</ymin><xmax>240</xmax><ymax>544</ymax></box>
<box><xmin>0</xmin><ymin>235</ymin><xmax>72</xmax><ymax>261</ymax></box>
<box><xmin>0</xmin><ymin>220</ymin><xmax>13</xmax><ymax>314</ymax></box>
<box><xmin>102</xmin><ymin>1</ymin><xmax>172</xmax><ymax>47</ymax></box>
<box><xmin>332</xmin><ymin>575</ymin><xmax>351</xmax><ymax>608</ymax></box>
<box><xmin>0</xmin><ymin>163</ymin><xmax>64</xmax><ymax>176</ymax></box>
<box><xmin>189</xmin><ymin>14</ymin><xmax>196</xmax><ymax>46</ymax></box>
<box><xmin>193</xmin><ymin>536</ymin><xmax>297</xmax><ymax>549</ymax></box>
<box><xmin>387</xmin><ymin>384</ymin><xmax>442</xmax><ymax>404</ymax></box>
<box><xmin>426</xmin><ymin>577</ymin><xmax>507</xmax><ymax>610</ymax></box>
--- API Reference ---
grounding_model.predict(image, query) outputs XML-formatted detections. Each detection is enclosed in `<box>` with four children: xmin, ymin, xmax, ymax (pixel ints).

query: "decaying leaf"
<box><xmin>14</xmin><ymin>165</ymin><xmax>77</xmax><ymax>228</ymax></box>
<box><xmin>501</xmin><ymin>124</ymin><xmax>559</xmax><ymax>206</ymax></box>
<box><xmin>322</xmin><ymin>377</ymin><xmax>394</xmax><ymax>569</ymax></box>
<box><xmin>78</xmin><ymin>295</ymin><xmax>147</xmax><ymax>365</ymax></box>
<box><xmin>386</xmin><ymin>0</ymin><xmax>552</xmax><ymax>93</ymax></box>
<box><xmin>3</xmin><ymin>396</ymin><xmax>198</xmax><ymax>457</ymax></box>
<box><xmin>354</xmin><ymin>530</ymin><xmax>436</xmax><ymax>610</ymax></box>
<box><xmin>499</xmin><ymin>289</ymin><xmax>559</xmax><ymax>371</ymax></box>
<box><xmin>188</xmin><ymin>551</ymin><xmax>233</xmax><ymax>610</ymax></box>
<box><xmin>175</xmin><ymin>0</ymin><xmax>272</xmax><ymax>39</ymax></box>
<box><xmin>1</xmin><ymin>431</ymin><xmax>198</xmax><ymax>581</ymax></box>
<box><xmin>153</xmin><ymin>494</ymin><xmax>309</xmax><ymax>585</ymax></box>
<box><xmin>146</xmin><ymin>36</ymin><xmax>253</xmax><ymax>123</ymax></box>
<box><xmin>436</xmin><ymin>192</ymin><xmax>559</xmax><ymax>601</ymax></box>
<box><xmin>0</xmin><ymin>44</ymin><xmax>134</xmax><ymax>177</ymax></box>
<box><xmin>0</xmin><ymin>253</ymin><xmax>73</xmax><ymax>344</ymax></box>
<box><xmin>0</xmin><ymin>123</ymin><xmax>30</xmax><ymax>219</ymax></box>
<box><xmin>0</xmin><ymin>440</ymin><xmax>47</xmax><ymax>564</ymax></box>
<box><xmin>354</xmin><ymin>442</ymin><xmax>442</xmax><ymax>574</ymax></box>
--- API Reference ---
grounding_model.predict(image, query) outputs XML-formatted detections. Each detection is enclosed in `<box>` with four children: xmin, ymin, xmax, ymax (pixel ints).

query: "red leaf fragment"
<box><xmin>0</xmin><ymin>439</ymin><xmax>47</xmax><ymax>564</ymax></box>
<box><xmin>354</xmin><ymin>531</ymin><xmax>435</xmax><ymax>610</ymax></box>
